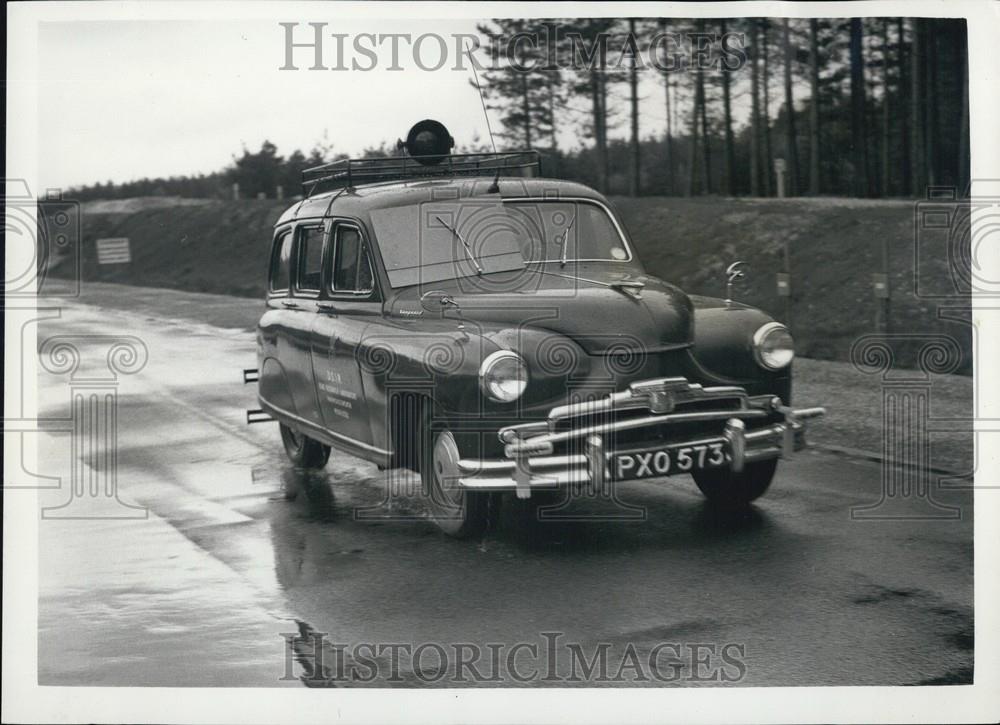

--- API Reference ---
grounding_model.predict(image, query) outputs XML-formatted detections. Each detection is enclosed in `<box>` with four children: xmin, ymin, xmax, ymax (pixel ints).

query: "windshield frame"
<box><xmin>500</xmin><ymin>196</ymin><xmax>634</xmax><ymax>265</ymax></box>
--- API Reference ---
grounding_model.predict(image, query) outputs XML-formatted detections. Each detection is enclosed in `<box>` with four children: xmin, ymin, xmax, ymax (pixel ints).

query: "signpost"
<box><xmin>874</xmin><ymin>236</ymin><xmax>891</xmax><ymax>332</ymax></box>
<box><xmin>95</xmin><ymin>238</ymin><xmax>131</xmax><ymax>265</ymax></box>
<box><xmin>779</xmin><ymin>233</ymin><xmax>792</xmax><ymax>329</ymax></box>
<box><xmin>872</xmin><ymin>274</ymin><xmax>889</xmax><ymax>299</ymax></box>
<box><xmin>776</xmin><ymin>273</ymin><xmax>791</xmax><ymax>297</ymax></box>
<box><xmin>873</xmin><ymin>273</ymin><xmax>891</xmax><ymax>332</ymax></box>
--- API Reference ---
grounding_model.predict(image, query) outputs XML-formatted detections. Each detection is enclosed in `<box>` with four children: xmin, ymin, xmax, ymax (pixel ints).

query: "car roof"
<box><xmin>274</xmin><ymin>176</ymin><xmax>609</xmax><ymax>228</ymax></box>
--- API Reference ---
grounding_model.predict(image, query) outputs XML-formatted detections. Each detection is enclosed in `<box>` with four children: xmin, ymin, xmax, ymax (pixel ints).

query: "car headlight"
<box><xmin>753</xmin><ymin>322</ymin><xmax>795</xmax><ymax>370</ymax></box>
<box><xmin>479</xmin><ymin>350</ymin><xmax>528</xmax><ymax>402</ymax></box>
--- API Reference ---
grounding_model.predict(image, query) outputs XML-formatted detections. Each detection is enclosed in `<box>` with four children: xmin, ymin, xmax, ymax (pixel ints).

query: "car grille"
<box><xmin>538</xmin><ymin>380</ymin><xmax>754</xmax><ymax>453</ymax></box>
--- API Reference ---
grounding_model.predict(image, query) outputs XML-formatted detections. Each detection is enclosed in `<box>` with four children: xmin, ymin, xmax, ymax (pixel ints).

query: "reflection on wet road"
<box><xmin>35</xmin><ymin>299</ymin><xmax>973</xmax><ymax>687</ymax></box>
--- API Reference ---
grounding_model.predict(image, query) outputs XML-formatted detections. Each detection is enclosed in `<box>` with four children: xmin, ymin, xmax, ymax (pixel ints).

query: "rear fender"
<box><xmin>259</xmin><ymin>357</ymin><xmax>297</xmax><ymax>415</ymax></box>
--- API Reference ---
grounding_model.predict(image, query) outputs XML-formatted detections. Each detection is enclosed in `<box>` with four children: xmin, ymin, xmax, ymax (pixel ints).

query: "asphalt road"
<box><xmin>33</xmin><ymin>286</ymin><xmax>973</xmax><ymax>687</ymax></box>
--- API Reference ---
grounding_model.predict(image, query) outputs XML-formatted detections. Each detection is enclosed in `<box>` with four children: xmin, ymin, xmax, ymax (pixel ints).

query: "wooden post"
<box><xmin>876</xmin><ymin>237</ymin><xmax>891</xmax><ymax>333</ymax></box>
<box><xmin>783</xmin><ymin>237</ymin><xmax>792</xmax><ymax>328</ymax></box>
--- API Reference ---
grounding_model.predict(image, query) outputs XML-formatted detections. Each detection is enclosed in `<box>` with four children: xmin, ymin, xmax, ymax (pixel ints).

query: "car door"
<box><xmin>310</xmin><ymin>220</ymin><xmax>380</xmax><ymax>447</ymax></box>
<box><xmin>281</xmin><ymin>220</ymin><xmax>327</xmax><ymax>425</ymax></box>
<box><xmin>258</xmin><ymin>226</ymin><xmax>299</xmax><ymax>415</ymax></box>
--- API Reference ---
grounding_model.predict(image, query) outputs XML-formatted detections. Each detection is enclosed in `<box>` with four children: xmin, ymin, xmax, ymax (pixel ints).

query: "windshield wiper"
<box><xmin>435</xmin><ymin>215</ymin><xmax>483</xmax><ymax>275</ymax></box>
<box><xmin>536</xmin><ymin>269</ymin><xmax>645</xmax><ymax>300</ymax></box>
<box><xmin>609</xmin><ymin>279</ymin><xmax>645</xmax><ymax>300</ymax></box>
<box><xmin>557</xmin><ymin>216</ymin><xmax>576</xmax><ymax>267</ymax></box>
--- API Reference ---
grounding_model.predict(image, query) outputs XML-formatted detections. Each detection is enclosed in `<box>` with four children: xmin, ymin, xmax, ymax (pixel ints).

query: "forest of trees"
<box><xmin>69</xmin><ymin>16</ymin><xmax>969</xmax><ymax>201</ymax></box>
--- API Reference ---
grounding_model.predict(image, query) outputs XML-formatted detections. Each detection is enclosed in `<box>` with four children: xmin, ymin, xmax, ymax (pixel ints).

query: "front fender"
<box><xmin>357</xmin><ymin>320</ymin><xmax>494</xmax><ymax>415</ymax></box>
<box><xmin>690</xmin><ymin>304</ymin><xmax>792</xmax><ymax>400</ymax></box>
<box><xmin>360</xmin><ymin>319</ymin><xmax>595</xmax><ymax>419</ymax></box>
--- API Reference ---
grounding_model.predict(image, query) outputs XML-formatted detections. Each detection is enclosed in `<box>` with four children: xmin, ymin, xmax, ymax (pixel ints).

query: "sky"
<box><xmin>36</xmin><ymin>18</ymin><xmax>770</xmax><ymax>190</ymax></box>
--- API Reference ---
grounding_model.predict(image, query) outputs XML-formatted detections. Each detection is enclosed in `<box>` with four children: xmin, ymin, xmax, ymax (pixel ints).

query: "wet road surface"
<box><xmin>34</xmin><ymin>293</ymin><xmax>973</xmax><ymax>687</ymax></box>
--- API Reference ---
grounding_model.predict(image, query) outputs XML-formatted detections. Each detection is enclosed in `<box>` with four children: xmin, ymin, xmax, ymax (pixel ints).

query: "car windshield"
<box><xmin>370</xmin><ymin>198</ymin><xmax>631</xmax><ymax>288</ymax></box>
<box><xmin>503</xmin><ymin>200</ymin><xmax>631</xmax><ymax>265</ymax></box>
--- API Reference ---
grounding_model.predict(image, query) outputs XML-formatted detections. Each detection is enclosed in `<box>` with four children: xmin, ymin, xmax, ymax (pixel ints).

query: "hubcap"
<box><xmin>432</xmin><ymin>431</ymin><xmax>464</xmax><ymax>509</ymax></box>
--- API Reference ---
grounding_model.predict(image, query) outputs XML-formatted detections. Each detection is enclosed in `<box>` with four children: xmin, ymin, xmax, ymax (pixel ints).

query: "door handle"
<box><xmin>317</xmin><ymin>302</ymin><xmax>337</xmax><ymax>313</ymax></box>
<box><xmin>280</xmin><ymin>300</ymin><xmax>299</xmax><ymax>309</ymax></box>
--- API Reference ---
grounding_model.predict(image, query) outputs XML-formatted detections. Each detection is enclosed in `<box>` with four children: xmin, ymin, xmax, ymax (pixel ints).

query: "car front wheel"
<box><xmin>691</xmin><ymin>459</ymin><xmax>778</xmax><ymax>508</ymax></box>
<box><xmin>421</xmin><ymin>427</ymin><xmax>499</xmax><ymax>539</ymax></box>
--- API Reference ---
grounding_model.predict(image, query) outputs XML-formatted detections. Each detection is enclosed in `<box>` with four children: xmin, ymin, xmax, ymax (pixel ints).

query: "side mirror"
<box><xmin>419</xmin><ymin>290</ymin><xmax>458</xmax><ymax>314</ymax></box>
<box><xmin>420</xmin><ymin>289</ymin><xmax>468</xmax><ymax>340</ymax></box>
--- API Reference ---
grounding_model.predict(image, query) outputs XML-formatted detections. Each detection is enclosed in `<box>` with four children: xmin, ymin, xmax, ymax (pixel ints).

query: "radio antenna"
<box><xmin>467</xmin><ymin>42</ymin><xmax>498</xmax><ymax>155</ymax></box>
<box><xmin>467</xmin><ymin>42</ymin><xmax>505</xmax><ymax>194</ymax></box>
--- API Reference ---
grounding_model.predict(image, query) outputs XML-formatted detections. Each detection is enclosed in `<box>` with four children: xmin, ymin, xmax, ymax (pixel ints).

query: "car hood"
<box><xmin>389</xmin><ymin>267</ymin><xmax>693</xmax><ymax>354</ymax></box>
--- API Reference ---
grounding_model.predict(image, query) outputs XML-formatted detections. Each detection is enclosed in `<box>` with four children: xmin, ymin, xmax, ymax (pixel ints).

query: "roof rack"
<box><xmin>300</xmin><ymin>151</ymin><xmax>541</xmax><ymax>198</ymax></box>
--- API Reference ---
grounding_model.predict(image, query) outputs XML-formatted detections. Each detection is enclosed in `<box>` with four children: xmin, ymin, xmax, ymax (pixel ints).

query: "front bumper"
<box><xmin>454</xmin><ymin>376</ymin><xmax>825</xmax><ymax>498</ymax></box>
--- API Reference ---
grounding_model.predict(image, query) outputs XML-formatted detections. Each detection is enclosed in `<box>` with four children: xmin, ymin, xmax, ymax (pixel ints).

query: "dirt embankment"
<box><xmin>53</xmin><ymin>195</ymin><xmax>972</xmax><ymax>371</ymax></box>
<box><xmin>615</xmin><ymin>196</ymin><xmax>971</xmax><ymax>371</ymax></box>
<box><xmin>66</xmin><ymin>197</ymin><xmax>286</xmax><ymax>298</ymax></box>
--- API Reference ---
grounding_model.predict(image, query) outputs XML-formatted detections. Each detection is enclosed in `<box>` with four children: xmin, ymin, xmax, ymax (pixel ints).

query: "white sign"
<box><xmin>96</xmin><ymin>237</ymin><xmax>131</xmax><ymax>265</ymax></box>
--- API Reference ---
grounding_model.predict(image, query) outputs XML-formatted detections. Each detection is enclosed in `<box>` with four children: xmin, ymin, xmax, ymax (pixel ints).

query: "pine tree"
<box><xmin>782</xmin><ymin>19</ymin><xmax>801</xmax><ymax>196</ymax></box>
<box><xmin>720</xmin><ymin>19</ymin><xmax>737</xmax><ymax>196</ymax></box>
<box><xmin>476</xmin><ymin>20</ymin><xmax>556</xmax><ymax>149</ymax></box>
<box><xmin>808</xmin><ymin>19</ymin><xmax>821</xmax><ymax>194</ymax></box>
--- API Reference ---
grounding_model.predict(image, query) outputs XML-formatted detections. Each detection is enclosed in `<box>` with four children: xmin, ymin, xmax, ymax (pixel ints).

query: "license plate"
<box><xmin>612</xmin><ymin>441</ymin><xmax>727</xmax><ymax>481</ymax></box>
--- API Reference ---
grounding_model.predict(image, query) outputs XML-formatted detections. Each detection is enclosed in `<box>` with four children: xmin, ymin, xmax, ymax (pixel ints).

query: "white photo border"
<box><xmin>4</xmin><ymin>1</ymin><xmax>998</xmax><ymax>723</ymax></box>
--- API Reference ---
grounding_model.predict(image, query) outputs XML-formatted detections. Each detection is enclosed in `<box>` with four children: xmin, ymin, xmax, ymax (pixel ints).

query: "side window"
<box><xmin>357</xmin><ymin>239</ymin><xmax>374</xmax><ymax>291</ymax></box>
<box><xmin>269</xmin><ymin>229</ymin><xmax>293</xmax><ymax>293</ymax></box>
<box><xmin>332</xmin><ymin>226</ymin><xmax>375</xmax><ymax>294</ymax></box>
<box><xmin>296</xmin><ymin>225</ymin><xmax>325</xmax><ymax>293</ymax></box>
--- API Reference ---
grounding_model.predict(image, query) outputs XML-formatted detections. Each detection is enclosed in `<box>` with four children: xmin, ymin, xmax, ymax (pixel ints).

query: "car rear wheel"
<box><xmin>421</xmin><ymin>427</ymin><xmax>499</xmax><ymax>539</ymax></box>
<box><xmin>691</xmin><ymin>459</ymin><xmax>778</xmax><ymax>508</ymax></box>
<box><xmin>279</xmin><ymin>423</ymin><xmax>331</xmax><ymax>470</ymax></box>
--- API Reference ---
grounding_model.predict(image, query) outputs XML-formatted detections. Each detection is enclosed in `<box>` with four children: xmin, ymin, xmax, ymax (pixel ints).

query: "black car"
<box><xmin>252</xmin><ymin>121</ymin><xmax>825</xmax><ymax>537</ymax></box>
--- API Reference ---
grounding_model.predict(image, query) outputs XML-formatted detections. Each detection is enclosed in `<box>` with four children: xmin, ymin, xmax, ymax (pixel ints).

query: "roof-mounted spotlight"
<box><xmin>397</xmin><ymin>119</ymin><xmax>455</xmax><ymax>166</ymax></box>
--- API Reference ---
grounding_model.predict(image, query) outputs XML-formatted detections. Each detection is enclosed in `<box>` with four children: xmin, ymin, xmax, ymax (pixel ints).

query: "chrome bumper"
<box><xmin>454</xmin><ymin>376</ymin><xmax>826</xmax><ymax>498</ymax></box>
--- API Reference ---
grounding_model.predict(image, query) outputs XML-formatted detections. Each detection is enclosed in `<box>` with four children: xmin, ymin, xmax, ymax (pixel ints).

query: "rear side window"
<box><xmin>357</xmin><ymin>240</ymin><xmax>374</xmax><ymax>291</ymax></box>
<box><xmin>332</xmin><ymin>226</ymin><xmax>375</xmax><ymax>293</ymax></box>
<box><xmin>269</xmin><ymin>229</ymin><xmax>293</xmax><ymax>292</ymax></box>
<box><xmin>296</xmin><ymin>225</ymin><xmax>325</xmax><ymax>293</ymax></box>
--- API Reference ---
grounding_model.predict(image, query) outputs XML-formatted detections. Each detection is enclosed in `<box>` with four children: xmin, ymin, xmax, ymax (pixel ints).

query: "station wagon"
<box><xmin>249</xmin><ymin>120</ymin><xmax>825</xmax><ymax>537</ymax></box>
